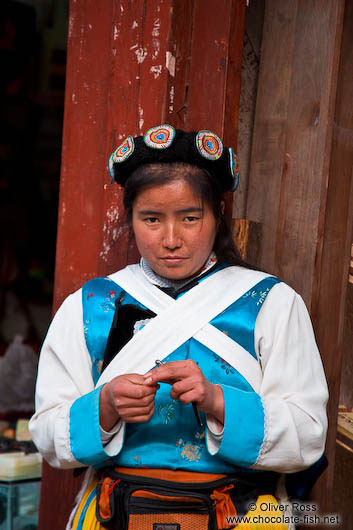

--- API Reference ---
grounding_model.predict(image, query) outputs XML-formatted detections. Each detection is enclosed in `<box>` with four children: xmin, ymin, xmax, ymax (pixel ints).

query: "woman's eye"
<box><xmin>184</xmin><ymin>216</ymin><xmax>199</xmax><ymax>222</ymax></box>
<box><xmin>145</xmin><ymin>217</ymin><xmax>159</xmax><ymax>224</ymax></box>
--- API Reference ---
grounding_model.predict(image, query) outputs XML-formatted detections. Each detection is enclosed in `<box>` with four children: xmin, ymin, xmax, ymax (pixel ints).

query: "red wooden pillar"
<box><xmin>38</xmin><ymin>1</ymin><xmax>246</xmax><ymax>528</ymax></box>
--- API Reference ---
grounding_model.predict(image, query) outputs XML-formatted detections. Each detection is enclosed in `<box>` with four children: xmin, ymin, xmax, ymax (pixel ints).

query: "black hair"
<box><xmin>123</xmin><ymin>162</ymin><xmax>247</xmax><ymax>267</ymax></box>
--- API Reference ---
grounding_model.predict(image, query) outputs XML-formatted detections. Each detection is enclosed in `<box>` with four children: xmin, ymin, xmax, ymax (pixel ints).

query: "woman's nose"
<box><xmin>162</xmin><ymin>223</ymin><xmax>182</xmax><ymax>249</ymax></box>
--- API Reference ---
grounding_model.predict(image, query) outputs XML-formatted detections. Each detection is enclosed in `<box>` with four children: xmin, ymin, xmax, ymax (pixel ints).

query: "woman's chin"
<box><xmin>157</xmin><ymin>267</ymin><xmax>191</xmax><ymax>281</ymax></box>
<box><xmin>151</xmin><ymin>260</ymin><xmax>203</xmax><ymax>281</ymax></box>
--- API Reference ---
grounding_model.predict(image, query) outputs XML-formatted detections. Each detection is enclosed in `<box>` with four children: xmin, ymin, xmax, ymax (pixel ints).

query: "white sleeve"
<box><xmin>29</xmin><ymin>289</ymin><xmax>127</xmax><ymax>468</ymax></box>
<box><xmin>29</xmin><ymin>290</ymin><xmax>91</xmax><ymax>468</ymax></box>
<box><xmin>253</xmin><ymin>282</ymin><xmax>328</xmax><ymax>472</ymax></box>
<box><xmin>100</xmin><ymin>422</ymin><xmax>123</xmax><ymax>444</ymax></box>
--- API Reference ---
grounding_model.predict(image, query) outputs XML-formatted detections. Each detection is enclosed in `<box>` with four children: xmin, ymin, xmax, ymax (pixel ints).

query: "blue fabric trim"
<box><xmin>75</xmin><ymin>487</ymin><xmax>97</xmax><ymax>530</ymax></box>
<box><xmin>70</xmin><ymin>385</ymin><xmax>113</xmax><ymax>466</ymax></box>
<box><xmin>214</xmin><ymin>384</ymin><xmax>265</xmax><ymax>467</ymax></box>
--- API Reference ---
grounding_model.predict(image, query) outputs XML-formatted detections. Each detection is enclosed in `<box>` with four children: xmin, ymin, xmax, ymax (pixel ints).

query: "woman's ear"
<box><xmin>220</xmin><ymin>200</ymin><xmax>225</xmax><ymax>215</ymax></box>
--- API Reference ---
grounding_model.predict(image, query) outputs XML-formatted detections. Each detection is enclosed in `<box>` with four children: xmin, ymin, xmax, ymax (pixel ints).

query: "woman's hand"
<box><xmin>144</xmin><ymin>360</ymin><xmax>224</xmax><ymax>426</ymax></box>
<box><xmin>99</xmin><ymin>374</ymin><xmax>159</xmax><ymax>431</ymax></box>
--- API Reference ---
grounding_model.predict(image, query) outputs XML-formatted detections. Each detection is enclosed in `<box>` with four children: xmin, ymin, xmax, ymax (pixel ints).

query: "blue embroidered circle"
<box><xmin>108</xmin><ymin>136</ymin><xmax>135</xmax><ymax>180</ymax></box>
<box><xmin>113</xmin><ymin>136</ymin><xmax>134</xmax><ymax>162</ymax></box>
<box><xmin>195</xmin><ymin>130</ymin><xmax>223</xmax><ymax>160</ymax></box>
<box><xmin>144</xmin><ymin>124</ymin><xmax>175</xmax><ymax>149</ymax></box>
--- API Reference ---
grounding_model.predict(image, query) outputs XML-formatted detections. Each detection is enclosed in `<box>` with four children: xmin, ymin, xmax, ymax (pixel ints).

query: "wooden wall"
<box><xmin>337</xmin><ymin>0</ymin><xmax>353</xmax><ymax>412</ymax></box>
<box><xmin>244</xmin><ymin>0</ymin><xmax>353</xmax><ymax>521</ymax></box>
<box><xmin>333</xmin><ymin>1</ymin><xmax>353</xmax><ymax>525</ymax></box>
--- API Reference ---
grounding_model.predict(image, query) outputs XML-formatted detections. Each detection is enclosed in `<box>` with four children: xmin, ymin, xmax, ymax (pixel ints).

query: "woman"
<box><xmin>29</xmin><ymin>125</ymin><xmax>328</xmax><ymax>530</ymax></box>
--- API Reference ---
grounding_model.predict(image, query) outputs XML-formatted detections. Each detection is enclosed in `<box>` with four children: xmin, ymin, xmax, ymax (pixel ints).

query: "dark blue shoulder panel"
<box><xmin>82</xmin><ymin>277</ymin><xmax>124</xmax><ymax>384</ymax></box>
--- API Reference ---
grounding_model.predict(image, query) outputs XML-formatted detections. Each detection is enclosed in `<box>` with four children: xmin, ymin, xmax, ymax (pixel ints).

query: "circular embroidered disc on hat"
<box><xmin>196</xmin><ymin>130</ymin><xmax>223</xmax><ymax>160</ymax></box>
<box><xmin>229</xmin><ymin>147</ymin><xmax>240</xmax><ymax>190</ymax></box>
<box><xmin>108</xmin><ymin>136</ymin><xmax>134</xmax><ymax>182</ymax></box>
<box><xmin>144</xmin><ymin>124</ymin><xmax>175</xmax><ymax>149</ymax></box>
<box><xmin>112</xmin><ymin>136</ymin><xmax>135</xmax><ymax>163</ymax></box>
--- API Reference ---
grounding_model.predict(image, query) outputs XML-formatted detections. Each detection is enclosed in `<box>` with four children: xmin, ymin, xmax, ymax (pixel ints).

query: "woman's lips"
<box><xmin>160</xmin><ymin>256</ymin><xmax>187</xmax><ymax>264</ymax></box>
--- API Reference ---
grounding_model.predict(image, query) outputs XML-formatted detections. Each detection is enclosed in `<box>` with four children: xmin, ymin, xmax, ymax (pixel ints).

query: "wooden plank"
<box><xmin>133</xmin><ymin>0</ymin><xmax>173</xmax><ymax>131</ymax></box>
<box><xmin>167</xmin><ymin>0</ymin><xmax>246</xmax><ymax>138</ymax></box>
<box><xmin>337</xmin><ymin>412</ymin><xmax>353</xmax><ymax>443</ymax></box>
<box><xmin>235</xmin><ymin>0</ymin><xmax>265</xmax><ymax>220</ymax></box>
<box><xmin>311</xmin><ymin>0</ymin><xmax>353</xmax><ymax>513</ymax></box>
<box><xmin>332</xmin><ymin>442</ymin><xmax>353</xmax><ymax>528</ymax></box>
<box><xmin>247</xmin><ymin>1</ymin><xmax>344</xmax><ymax>304</ymax></box>
<box><xmin>186</xmin><ymin>0</ymin><xmax>246</xmax><ymax>217</ymax></box>
<box><xmin>186</xmin><ymin>0</ymin><xmax>232</xmax><ymax>134</ymax></box>
<box><xmin>336</xmin><ymin>438</ymin><xmax>353</xmax><ymax>456</ymax></box>
<box><xmin>53</xmin><ymin>1</ymin><xmax>114</xmax><ymax>307</ymax></box>
<box><xmin>246</xmin><ymin>0</ymin><xmax>347</xmax><ymax>519</ymax></box>
<box><xmin>340</xmin><ymin>283</ymin><xmax>353</xmax><ymax>410</ymax></box>
<box><xmin>231</xmin><ymin>218</ymin><xmax>262</xmax><ymax>264</ymax></box>
<box><xmin>224</xmin><ymin>0</ymin><xmax>247</xmax><ymax>217</ymax></box>
<box><xmin>349</xmin><ymin>238</ymin><xmax>353</xmax><ymax>283</ymax></box>
<box><xmin>246</xmin><ymin>1</ymin><xmax>298</xmax><ymax>277</ymax></box>
<box><xmin>224</xmin><ymin>0</ymin><xmax>246</xmax><ymax>149</ymax></box>
<box><xmin>164</xmin><ymin>0</ymin><xmax>194</xmax><ymax>128</ymax></box>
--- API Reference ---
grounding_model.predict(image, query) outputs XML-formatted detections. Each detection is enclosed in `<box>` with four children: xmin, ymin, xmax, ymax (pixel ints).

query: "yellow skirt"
<box><xmin>72</xmin><ymin>476</ymin><xmax>288</xmax><ymax>530</ymax></box>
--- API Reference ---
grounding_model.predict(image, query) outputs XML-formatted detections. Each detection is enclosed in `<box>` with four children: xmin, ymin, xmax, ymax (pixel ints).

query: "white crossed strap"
<box><xmin>96</xmin><ymin>265</ymin><xmax>270</xmax><ymax>393</ymax></box>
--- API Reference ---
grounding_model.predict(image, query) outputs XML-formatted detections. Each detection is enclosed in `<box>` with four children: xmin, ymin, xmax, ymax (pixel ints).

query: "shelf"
<box><xmin>336</xmin><ymin>412</ymin><xmax>353</xmax><ymax>454</ymax></box>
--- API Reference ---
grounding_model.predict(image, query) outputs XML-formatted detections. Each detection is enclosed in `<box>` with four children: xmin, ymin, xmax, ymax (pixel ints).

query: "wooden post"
<box><xmin>311</xmin><ymin>0</ymin><xmax>353</xmax><ymax>513</ymax></box>
<box><xmin>246</xmin><ymin>0</ymin><xmax>351</xmax><ymax>517</ymax></box>
<box><xmin>231</xmin><ymin>218</ymin><xmax>262</xmax><ymax>264</ymax></box>
<box><xmin>38</xmin><ymin>1</ymin><xmax>246</xmax><ymax>528</ymax></box>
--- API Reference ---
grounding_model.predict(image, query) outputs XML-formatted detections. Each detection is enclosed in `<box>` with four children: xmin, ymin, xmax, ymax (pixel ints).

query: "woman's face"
<box><xmin>132</xmin><ymin>178</ymin><xmax>218</xmax><ymax>280</ymax></box>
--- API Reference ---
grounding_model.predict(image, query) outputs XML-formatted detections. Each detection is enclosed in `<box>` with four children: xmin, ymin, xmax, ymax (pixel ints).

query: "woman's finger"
<box><xmin>119</xmin><ymin>407</ymin><xmax>155</xmax><ymax>423</ymax></box>
<box><xmin>170</xmin><ymin>388</ymin><xmax>200</xmax><ymax>405</ymax></box>
<box><xmin>113</xmin><ymin>393</ymin><xmax>156</xmax><ymax>409</ymax></box>
<box><xmin>171</xmin><ymin>376</ymin><xmax>203</xmax><ymax>393</ymax></box>
<box><xmin>144</xmin><ymin>360</ymin><xmax>200</xmax><ymax>385</ymax></box>
<box><xmin>112</xmin><ymin>379</ymin><xmax>159</xmax><ymax>399</ymax></box>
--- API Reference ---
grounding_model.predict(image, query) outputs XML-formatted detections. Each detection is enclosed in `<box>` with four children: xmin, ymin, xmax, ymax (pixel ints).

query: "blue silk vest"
<box><xmin>81</xmin><ymin>267</ymin><xmax>281</xmax><ymax>474</ymax></box>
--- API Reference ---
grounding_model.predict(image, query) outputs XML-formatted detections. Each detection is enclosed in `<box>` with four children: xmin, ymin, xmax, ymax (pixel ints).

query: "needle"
<box><xmin>155</xmin><ymin>359</ymin><xmax>203</xmax><ymax>427</ymax></box>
